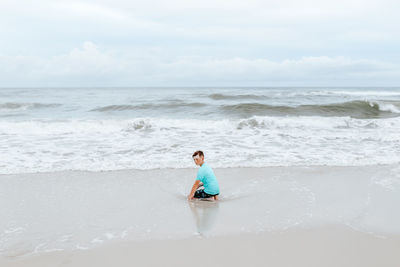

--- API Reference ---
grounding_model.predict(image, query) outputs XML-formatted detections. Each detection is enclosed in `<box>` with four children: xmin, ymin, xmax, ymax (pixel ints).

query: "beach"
<box><xmin>1</xmin><ymin>165</ymin><xmax>400</xmax><ymax>266</ymax></box>
<box><xmin>1</xmin><ymin>87</ymin><xmax>400</xmax><ymax>266</ymax></box>
<box><xmin>2</xmin><ymin>225</ymin><xmax>399</xmax><ymax>267</ymax></box>
<box><xmin>2</xmin><ymin>0</ymin><xmax>400</xmax><ymax>262</ymax></box>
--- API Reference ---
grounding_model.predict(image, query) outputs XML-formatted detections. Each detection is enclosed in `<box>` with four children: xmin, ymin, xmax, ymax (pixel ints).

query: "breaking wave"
<box><xmin>90</xmin><ymin>102</ymin><xmax>207</xmax><ymax>112</ymax></box>
<box><xmin>221</xmin><ymin>100</ymin><xmax>400</xmax><ymax>118</ymax></box>
<box><xmin>0</xmin><ymin>102</ymin><xmax>61</xmax><ymax>111</ymax></box>
<box><xmin>1</xmin><ymin>116</ymin><xmax>400</xmax><ymax>174</ymax></box>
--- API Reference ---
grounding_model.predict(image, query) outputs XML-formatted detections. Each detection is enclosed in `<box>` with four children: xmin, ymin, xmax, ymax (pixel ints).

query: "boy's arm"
<box><xmin>188</xmin><ymin>180</ymin><xmax>201</xmax><ymax>200</ymax></box>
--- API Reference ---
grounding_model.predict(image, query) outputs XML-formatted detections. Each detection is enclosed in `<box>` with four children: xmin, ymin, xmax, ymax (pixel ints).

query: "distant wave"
<box><xmin>209</xmin><ymin>89</ymin><xmax>400</xmax><ymax>99</ymax></box>
<box><xmin>91</xmin><ymin>100</ymin><xmax>400</xmax><ymax>118</ymax></box>
<box><xmin>221</xmin><ymin>100</ymin><xmax>400</xmax><ymax>119</ymax></box>
<box><xmin>208</xmin><ymin>93</ymin><xmax>268</xmax><ymax>100</ymax></box>
<box><xmin>0</xmin><ymin>102</ymin><xmax>61</xmax><ymax>110</ymax></box>
<box><xmin>206</xmin><ymin>89</ymin><xmax>400</xmax><ymax>99</ymax></box>
<box><xmin>302</xmin><ymin>89</ymin><xmax>400</xmax><ymax>97</ymax></box>
<box><xmin>90</xmin><ymin>102</ymin><xmax>207</xmax><ymax>112</ymax></box>
<box><xmin>256</xmin><ymin>89</ymin><xmax>400</xmax><ymax>98</ymax></box>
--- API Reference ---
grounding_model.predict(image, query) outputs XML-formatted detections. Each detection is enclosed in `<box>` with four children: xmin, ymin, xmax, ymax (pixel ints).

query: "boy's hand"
<box><xmin>188</xmin><ymin>180</ymin><xmax>200</xmax><ymax>201</ymax></box>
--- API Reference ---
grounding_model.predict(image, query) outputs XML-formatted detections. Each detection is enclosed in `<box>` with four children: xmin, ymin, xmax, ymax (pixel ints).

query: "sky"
<box><xmin>0</xmin><ymin>0</ymin><xmax>399</xmax><ymax>87</ymax></box>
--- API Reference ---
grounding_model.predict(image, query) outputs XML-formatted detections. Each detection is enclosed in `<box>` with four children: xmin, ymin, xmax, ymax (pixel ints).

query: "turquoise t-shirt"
<box><xmin>196</xmin><ymin>162</ymin><xmax>220</xmax><ymax>195</ymax></box>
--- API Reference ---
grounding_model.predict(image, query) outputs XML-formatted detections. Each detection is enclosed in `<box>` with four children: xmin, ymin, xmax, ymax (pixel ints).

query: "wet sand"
<box><xmin>1</xmin><ymin>165</ymin><xmax>400</xmax><ymax>266</ymax></box>
<box><xmin>1</xmin><ymin>225</ymin><xmax>399</xmax><ymax>267</ymax></box>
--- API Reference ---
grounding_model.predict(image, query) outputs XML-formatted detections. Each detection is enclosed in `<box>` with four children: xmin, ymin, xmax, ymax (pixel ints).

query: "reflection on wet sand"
<box><xmin>189</xmin><ymin>200</ymin><xmax>220</xmax><ymax>236</ymax></box>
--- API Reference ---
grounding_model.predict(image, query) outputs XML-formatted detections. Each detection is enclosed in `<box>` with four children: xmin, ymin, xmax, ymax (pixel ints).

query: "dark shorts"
<box><xmin>194</xmin><ymin>189</ymin><xmax>219</xmax><ymax>199</ymax></box>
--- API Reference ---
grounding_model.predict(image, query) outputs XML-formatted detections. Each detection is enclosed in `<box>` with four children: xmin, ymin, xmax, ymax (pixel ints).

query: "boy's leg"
<box><xmin>193</xmin><ymin>189</ymin><xmax>207</xmax><ymax>199</ymax></box>
<box><xmin>194</xmin><ymin>190</ymin><xmax>219</xmax><ymax>201</ymax></box>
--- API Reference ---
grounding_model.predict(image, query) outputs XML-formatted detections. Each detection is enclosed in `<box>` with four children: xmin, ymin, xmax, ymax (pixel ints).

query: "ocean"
<box><xmin>1</xmin><ymin>87</ymin><xmax>400</xmax><ymax>174</ymax></box>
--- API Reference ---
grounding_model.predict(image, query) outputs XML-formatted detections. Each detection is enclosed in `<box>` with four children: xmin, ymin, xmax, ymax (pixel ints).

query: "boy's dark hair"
<box><xmin>192</xmin><ymin>150</ymin><xmax>204</xmax><ymax>158</ymax></box>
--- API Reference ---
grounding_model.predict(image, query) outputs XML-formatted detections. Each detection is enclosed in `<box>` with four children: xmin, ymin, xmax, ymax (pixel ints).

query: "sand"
<box><xmin>1</xmin><ymin>164</ymin><xmax>400</xmax><ymax>266</ymax></box>
<box><xmin>1</xmin><ymin>225</ymin><xmax>399</xmax><ymax>267</ymax></box>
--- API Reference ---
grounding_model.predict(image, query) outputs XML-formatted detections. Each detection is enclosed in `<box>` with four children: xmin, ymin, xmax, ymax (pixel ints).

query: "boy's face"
<box><xmin>193</xmin><ymin>155</ymin><xmax>204</xmax><ymax>166</ymax></box>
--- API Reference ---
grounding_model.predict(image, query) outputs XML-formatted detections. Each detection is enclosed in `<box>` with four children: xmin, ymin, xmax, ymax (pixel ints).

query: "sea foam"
<box><xmin>1</xmin><ymin>116</ymin><xmax>399</xmax><ymax>174</ymax></box>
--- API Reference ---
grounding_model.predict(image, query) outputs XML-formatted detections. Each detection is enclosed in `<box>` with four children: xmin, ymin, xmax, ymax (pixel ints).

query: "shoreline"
<box><xmin>1</xmin><ymin>162</ymin><xmax>400</xmax><ymax>176</ymax></box>
<box><xmin>1</xmin><ymin>224</ymin><xmax>399</xmax><ymax>267</ymax></box>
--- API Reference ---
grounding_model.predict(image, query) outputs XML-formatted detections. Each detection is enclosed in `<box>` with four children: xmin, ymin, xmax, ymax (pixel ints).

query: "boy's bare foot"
<box><xmin>213</xmin><ymin>195</ymin><xmax>219</xmax><ymax>201</ymax></box>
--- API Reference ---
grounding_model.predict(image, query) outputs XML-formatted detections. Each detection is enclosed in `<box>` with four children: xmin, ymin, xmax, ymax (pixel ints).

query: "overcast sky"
<box><xmin>1</xmin><ymin>0</ymin><xmax>399</xmax><ymax>87</ymax></box>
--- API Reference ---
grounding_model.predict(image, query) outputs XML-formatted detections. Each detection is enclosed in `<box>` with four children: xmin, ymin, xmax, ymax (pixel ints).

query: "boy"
<box><xmin>188</xmin><ymin>151</ymin><xmax>220</xmax><ymax>201</ymax></box>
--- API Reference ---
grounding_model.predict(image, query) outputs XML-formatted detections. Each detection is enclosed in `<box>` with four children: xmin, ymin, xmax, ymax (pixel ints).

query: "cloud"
<box><xmin>2</xmin><ymin>0</ymin><xmax>400</xmax><ymax>46</ymax></box>
<box><xmin>1</xmin><ymin>0</ymin><xmax>399</xmax><ymax>86</ymax></box>
<box><xmin>1</xmin><ymin>42</ymin><xmax>399</xmax><ymax>87</ymax></box>
<box><xmin>53</xmin><ymin>2</ymin><xmax>128</xmax><ymax>21</ymax></box>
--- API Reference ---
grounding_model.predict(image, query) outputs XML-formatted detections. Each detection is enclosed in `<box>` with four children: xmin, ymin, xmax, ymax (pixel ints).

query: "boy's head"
<box><xmin>192</xmin><ymin>150</ymin><xmax>204</xmax><ymax>166</ymax></box>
